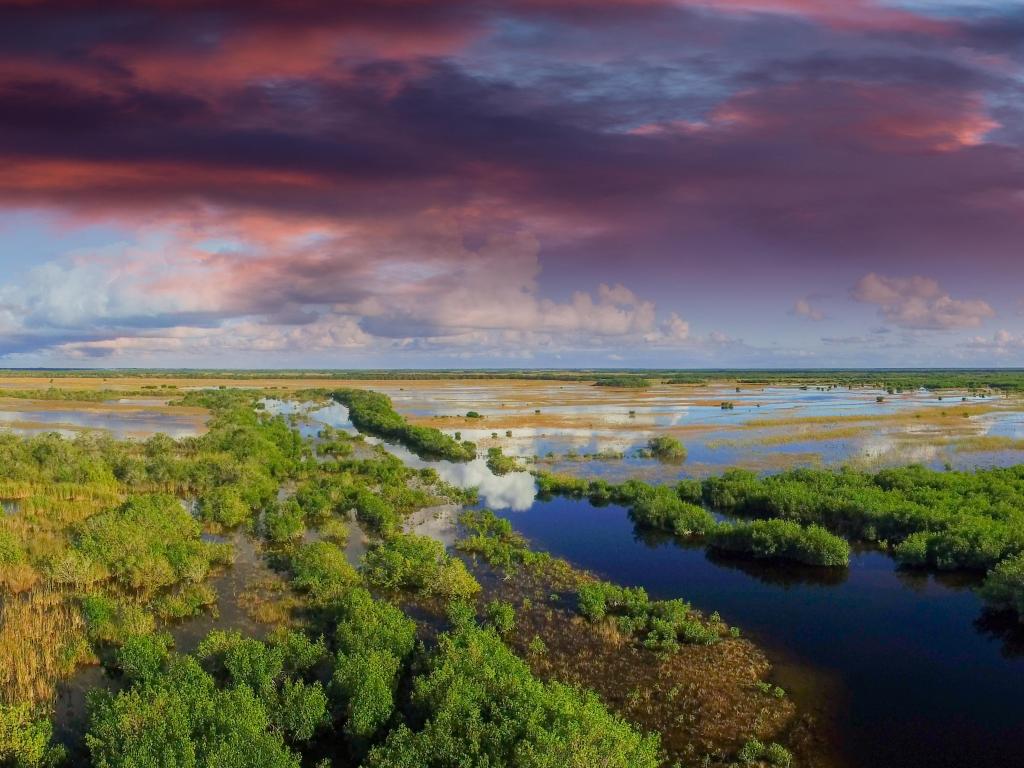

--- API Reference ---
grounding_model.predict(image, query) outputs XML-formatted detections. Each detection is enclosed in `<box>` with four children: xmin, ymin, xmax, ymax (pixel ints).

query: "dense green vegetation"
<box><xmin>363</xmin><ymin>623</ymin><xmax>661</xmax><ymax>768</ymax></box>
<box><xmin>331</xmin><ymin>388</ymin><xmax>476</xmax><ymax>461</ymax></box>
<box><xmin>485</xmin><ymin>447</ymin><xmax>521</xmax><ymax>475</ymax></box>
<box><xmin>704</xmin><ymin>466</ymin><xmax>1024</xmax><ymax>572</ymax></box>
<box><xmin>979</xmin><ymin>553</ymin><xmax>1024</xmax><ymax>620</ymax></box>
<box><xmin>593</xmin><ymin>376</ymin><xmax>651</xmax><ymax>388</ymax></box>
<box><xmin>1</xmin><ymin>386</ymin><xmax>698</xmax><ymax>767</ymax></box>
<box><xmin>642</xmin><ymin>436</ymin><xmax>687</xmax><ymax>462</ymax></box>
<box><xmin>362</xmin><ymin>533</ymin><xmax>480</xmax><ymax>601</ymax></box>
<box><xmin>87</xmin><ymin>630</ymin><xmax>328</xmax><ymax>767</ymax></box>
<box><xmin>577</xmin><ymin>581</ymin><xmax>728</xmax><ymax>649</ymax></box>
<box><xmin>707</xmin><ymin>519</ymin><xmax>850</xmax><ymax>567</ymax></box>
<box><xmin>14</xmin><ymin>373</ymin><xmax>1024</xmax><ymax>766</ymax></box>
<box><xmin>540</xmin><ymin>464</ymin><xmax>1024</xmax><ymax>579</ymax></box>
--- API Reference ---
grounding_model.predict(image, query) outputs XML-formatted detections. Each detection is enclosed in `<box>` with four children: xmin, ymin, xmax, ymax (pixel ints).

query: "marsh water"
<box><xmin>282</xmin><ymin>387</ymin><xmax>1024</xmax><ymax>768</ymax></box>
<box><xmin>0</xmin><ymin>398</ymin><xmax>204</xmax><ymax>438</ymax></box>
<box><xmin>491</xmin><ymin>496</ymin><xmax>1024</xmax><ymax>768</ymax></box>
<box><xmin>47</xmin><ymin>390</ymin><xmax>1024</xmax><ymax>767</ymax></box>
<box><xmin>369</xmin><ymin>382</ymin><xmax>1024</xmax><ymax>479</ymax></box>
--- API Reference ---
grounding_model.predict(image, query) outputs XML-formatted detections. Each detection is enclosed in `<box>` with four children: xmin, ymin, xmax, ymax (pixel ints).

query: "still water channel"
<box><xmin>305</xmin><ymin>395</ymin><xmax>1024</xmax><ymax>768</ymax></box>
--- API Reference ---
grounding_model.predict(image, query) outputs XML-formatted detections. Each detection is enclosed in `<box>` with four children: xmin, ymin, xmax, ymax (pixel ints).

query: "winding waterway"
<box><xmin>295</xmin><ymin>393</ymin><xmax>1024</xmax><ymax>768</ymax></box>
<box><xmin>52</xmin><ymin>393</ymin><xmax>1017</xmax><ymax>768</ymax></box>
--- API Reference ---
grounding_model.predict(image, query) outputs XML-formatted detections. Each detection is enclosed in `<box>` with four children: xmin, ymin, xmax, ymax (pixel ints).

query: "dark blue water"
<box><xmin>497</xmin><ymin>497</ymin><xmax>1024</xmax><ymax>768</ymax></box>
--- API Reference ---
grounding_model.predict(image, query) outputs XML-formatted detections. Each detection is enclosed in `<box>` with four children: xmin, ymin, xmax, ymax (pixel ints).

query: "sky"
<box><xmin>0</xmin><ymin>0</ymin><xmax>1022</xmax><ymax>369</ymax></box>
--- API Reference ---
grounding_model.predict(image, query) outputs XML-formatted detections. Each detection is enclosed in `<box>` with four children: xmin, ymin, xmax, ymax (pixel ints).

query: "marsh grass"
<box><xmin>471</xmin><ymin>560</ymin><xmax>795</xmax><ymax>767</ymax></box>
<box><xmin>238</xmin><ymin>576</ymin><xmax>299</xmax><ymax>626</ymax></box>
<box><xmin>0</xmin><ymin>589</ymin><xmax>91</xmax><ymax>706</ymax></box>
<box><xmin>946</xmin><ymin>435</ymin><xmax>1024</xmax><ymax>453</ymax></box>
<box><xmin>742</xmin><ymin>403</ymin><xmax>1000</xmax><ymax>430</ymax></box>
<box><xmin>707</xmin><ymin>425</ymin><xmax>873</xmax><ymax>449</ymax></box>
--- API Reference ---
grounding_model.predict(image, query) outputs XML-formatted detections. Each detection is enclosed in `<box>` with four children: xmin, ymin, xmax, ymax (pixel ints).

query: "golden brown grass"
<box><xmin>463</xmin><ymin>560</ymin><xmax>798</xmax><ymax>768</ymax></box>
<box><xmin>0</xmin><ymin>589</ymin><xmax>91</xmax><ymax>706</ymax></box>
<box><xmin>707</xmin><ymin>425</ymin><xmax>872</xmax><ymax>449</ymax></box>
<box><xmin>238</xmin><ymin>576</ymin><xmax>298</xmax><ymax>627</ymax></box>
<box><xmin>742</xmin><ymin>404</ymin><xmax>1002</xmax><ymax>430</ymax></box>
<box><xmin>942</xmin><ymin>435</ymin><xmax>1024</xmax><ymax>453</ymax></box>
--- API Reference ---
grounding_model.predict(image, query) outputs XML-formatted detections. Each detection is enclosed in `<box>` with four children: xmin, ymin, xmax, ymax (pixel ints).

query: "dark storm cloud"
<box><xmin>0</xmin><ymin>0</ymin><xmax>1023</xmax><ymax>362</ymax></box>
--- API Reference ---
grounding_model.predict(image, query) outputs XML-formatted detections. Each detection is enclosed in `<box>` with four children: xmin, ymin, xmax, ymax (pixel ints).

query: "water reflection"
<box><xmin>377</xmin><ymin>442</ymin><xmax>536</xmax><ymax>511</ymax></box>
<box><xmin>492</xmin><ymin>495</ymin><xmax>1024</xmax><ymax>768</ymax></box>
<box><xmin>974</xmin><ymin>611</ymin><xmax>1024</xmax><ymax>658</ymax></box>
<box><xmin>375</xmin><ymin>383</ymin><xmax>1023</xmax><ymax>478</ymax></box>
<box><xmin>261</xmin><ymin>398</ymin><xmax>357</xmax><ymax>439</ymax></box>
<box><xmin>705</xmin><ymin>549</ymin><xmax>850</xmax><ymax>588</ymax></box>
<box><xmin>0</xmin><ymin>407</ymin><xmax>203</xmax><ymax>439</ymax></box>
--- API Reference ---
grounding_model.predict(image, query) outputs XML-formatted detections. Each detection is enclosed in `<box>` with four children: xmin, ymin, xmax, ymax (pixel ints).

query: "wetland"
<box><xmin>1</xmin><ymin>370</ymin><xmax>1023</xmax><ymax>768</ymax></box>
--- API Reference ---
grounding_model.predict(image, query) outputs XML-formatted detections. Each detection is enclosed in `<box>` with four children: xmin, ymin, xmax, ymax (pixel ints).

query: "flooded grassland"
<box><xmin>3</xmin><ymin>378</ymin><xmax>1024</xmax><ymax>768</ymax></box>
<box><xmin>356</xmin><ymin>379</ymin><xmax>1024</xmax><ymax>479</ymax></box>
<box><xmin>0</xmin><ymin>396</ymin><xmax>207</xmax><ymax>438</ymax></box>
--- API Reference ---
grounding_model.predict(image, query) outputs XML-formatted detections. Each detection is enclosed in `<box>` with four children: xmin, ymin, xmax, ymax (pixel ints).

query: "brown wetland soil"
<box><xmin>455</xmin><ymin>553</ymin><xmax>836</xmax><ymax>768</ymax></box>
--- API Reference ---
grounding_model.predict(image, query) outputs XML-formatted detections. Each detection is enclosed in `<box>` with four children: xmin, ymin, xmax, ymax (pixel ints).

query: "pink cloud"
<box><xmin>852</xmin><ymin>273</ymin><xmax>994</xmax><ymax>330</ymax></box>
<box><xmin>792</xmin><ymin>297</ymin><xmax>825</xmax><ymax>321</ymax></box>
<box><xmin>683</xmin><ymin>0</ymin><xmax>952</xmax><ymax>33</ymax></box>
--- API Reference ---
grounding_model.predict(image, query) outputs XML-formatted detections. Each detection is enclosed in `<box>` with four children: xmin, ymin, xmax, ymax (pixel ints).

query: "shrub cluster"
<box><xmin>331</xmin><ymin>389</ymin><xmax>476</xmax><ymax>461</ymax></box>
<box><xmin>979</xmin><ymin>553</ymin><xmax>1024</xmax><ymax>620</ymax></box>
<box><xmin>363</xmin><ymin>625</ymin><xmax>662</xmax><ymax>767</ymax></box>
<box><xmin>708</xmin><ymin>519</ymin><xmax>850</xmax><ymax>567</ymax></box>
<box><xmin>485</xmin><ymin>447</ymin><xmax>521</xmax><ymax>475</ymax></box>
<box><xmin>576</xmin><ymin>581</ymin><xmax>726</xmax><ymax>650</ymax></box>
<box><xmin>593</xmin><ymin>377</ymin><xmax>651</xmax><ymax>388</ymax></box>
<box><xmin>361</xmin><ymin>533</ymin><xmax>480</xmax><ymax>601</ymax></box>
<box><xmin>87</xmin><ymin>630</ymin><xmax>329</xmax><ymax>767</ymax></box>
<box><xmin>642</xmin><ymin>436</ymin><xmax>687</xmax><ymax>462</ymax></box>
<box><xmin>705</xmin><ymin>466</ymin><xmax>1024</xmax><ymax>571</ymax></box>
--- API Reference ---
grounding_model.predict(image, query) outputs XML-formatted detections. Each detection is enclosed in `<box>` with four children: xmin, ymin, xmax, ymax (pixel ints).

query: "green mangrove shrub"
<box><xmin>331</xmin><ymin>389</ymin><xmax>475</xmax><ymax>461</ymax></box>
<box><xmin>362</xmin><ymin>625</ymin><xmax>661</xmax><ymax>768</ymax></box>
<box><xmin>707</xmin><ymin>519</ymin><xmax>850</xmax><ymax>567</ymax></box>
